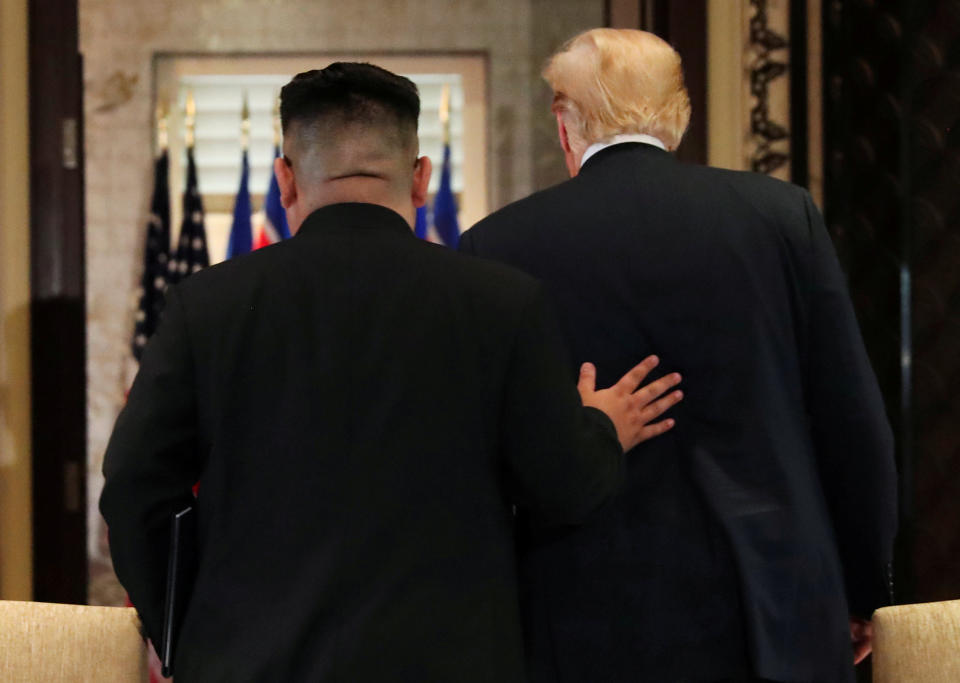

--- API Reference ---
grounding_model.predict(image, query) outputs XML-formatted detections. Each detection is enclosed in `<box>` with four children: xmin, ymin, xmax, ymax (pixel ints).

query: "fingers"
<box><xmin>638</xmin><ymin>388</ymin><xmax>683</xmax><ymax>424</ymax></box>
<box><xmin>635</xmin><ymin>372</ymin><xmax>682</xmax><ymax>404</ymax></box>
<box><xmin>614</xmin><ymin>355</ymin><xmax>659</xmax><ymax>393</ymax></box>
<box><xmin>852</xmin><ymin>641</ymin><xmax>872</xmax><ymax>666</ymax></box>
<box><xmin>635</xmin><ymin>417</ymin><xmax>676</xmax><ymax>444</ymax></box>
<box><xmin>577</xmin><ymin>362</ymin><xmax>597</xmax><ymax>397</ymax></box>
<box><xmin>630</xmin><ymin>374</ymin><xmax>683</xmax><ymax>447</ymax></box>
<box><xmin>850</xmin><ymin>618</ymin><xmax>873</xmax><ymax>665</ymax></box>
<box><xmin>587</xmin><ymin>358</ymin><xmax>682</xmax><ymax>450</ymax></box>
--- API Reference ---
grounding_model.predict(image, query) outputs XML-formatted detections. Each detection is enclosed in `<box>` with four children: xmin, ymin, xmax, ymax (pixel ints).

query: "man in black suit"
<box><xmin>461</xmin><ymin>29</ymin><xmax>898</xmax><ymax>683</ymax></box>
<box><xmin>100</xmin><ymin>63</ymin><xmax>683</xmax><ymax>682</ymax></box>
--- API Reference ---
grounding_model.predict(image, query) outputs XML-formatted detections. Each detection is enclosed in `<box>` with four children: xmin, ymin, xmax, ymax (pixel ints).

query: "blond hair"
<box><xmin>543</xmin><ymin>28</ymin><xmax>691</xmax><ymax>151</ymax></box>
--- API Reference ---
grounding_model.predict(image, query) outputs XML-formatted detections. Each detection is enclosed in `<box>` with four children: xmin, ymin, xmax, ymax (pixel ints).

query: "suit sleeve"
<box><xmin>499</xmin><ymin>282</ymin><xmax>625</xmax><ymax>526</ymax></box>
<box><xmin>802</xmin><ymin>190</ymin><xmax>898</xmax><ymax>618</ymax></box>
<box><xmin>99</xmin><ymin>285</ymin><xmax>203</xmax><ymax>645</ymax></box>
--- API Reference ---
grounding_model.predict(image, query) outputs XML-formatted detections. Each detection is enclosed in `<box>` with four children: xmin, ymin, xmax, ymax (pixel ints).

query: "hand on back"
<box><xmin>577</xmin><ymin>355</ymin><xmax>683</xmax><ymax>452</ymax></box>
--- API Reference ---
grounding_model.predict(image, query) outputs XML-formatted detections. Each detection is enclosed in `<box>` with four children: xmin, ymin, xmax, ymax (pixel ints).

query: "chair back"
<box><xmin>0</xmin><ymin>600</ymin><xmax>148</xmax><ymax>682</ymax></box>
<box><xmin>873</xmin><ymin>598</ymin><xmax>960</xmax><ymax>682</ymax></box>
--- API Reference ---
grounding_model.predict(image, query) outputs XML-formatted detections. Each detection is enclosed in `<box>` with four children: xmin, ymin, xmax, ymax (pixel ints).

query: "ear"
<box><xmin>411</xmin><ymin>156</ymin><xmax>432</xmax><ymax>208</ymax></box>
<box><xmin>274</xmin><ymin>155</ymin><xmax>297</xmax><ymax>209</ymax></box>
<box><xmin>556</xmin><ymin>112</ymin><xmax>580</xmax><ymax>178</ymax></box>
<box><xmin>556</xmin><ymin>112</ymin><xmax>573</xmax><ymax>154</ymax></box>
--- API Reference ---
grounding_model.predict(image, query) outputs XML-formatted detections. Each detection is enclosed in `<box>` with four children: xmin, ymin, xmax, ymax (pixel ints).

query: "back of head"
<box><xmin>543</xmin><ymin>28</ymin><xmax>691</xmax><ymax>151</ymax></box>
<box><xmin>279</xmin><ymin>63</ymin><xmax>421</xmax><ymax>207</ymax></box>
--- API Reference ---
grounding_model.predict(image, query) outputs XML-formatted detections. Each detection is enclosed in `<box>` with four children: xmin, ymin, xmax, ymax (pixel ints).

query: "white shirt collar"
<box><xmin>579</xmin><ymin>133</ymin><xmax>667</xmax><ymax>169</ymax></box>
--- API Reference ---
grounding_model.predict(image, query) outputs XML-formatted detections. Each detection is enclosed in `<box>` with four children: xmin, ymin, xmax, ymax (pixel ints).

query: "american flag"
<box><xmin>132</xmin><ymin>150</ymin><xmax>171</xmax><ymax>361</ymax></box>
<box><xmin>169</xmin><ymin>146</ymin><xmax>209</xmax><ymax>283</ymax></box>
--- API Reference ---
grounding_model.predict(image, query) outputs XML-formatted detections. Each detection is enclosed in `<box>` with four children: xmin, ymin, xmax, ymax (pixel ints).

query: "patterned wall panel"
<box><xmin>909</xmin><ymin>0</ymin><xmax>960</xmax><ymax>602</ymax></box>
<box><xmin>823</xmin><ymin>0</ymin><xmax>960</xmax><ymax>603</ymax></box>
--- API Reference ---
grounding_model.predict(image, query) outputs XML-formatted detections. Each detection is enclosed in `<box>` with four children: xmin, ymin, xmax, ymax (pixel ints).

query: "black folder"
<box><xmin>160</xmin><ymin>504</ymin><xmax>198</xmax><ymax>678</ymax></box>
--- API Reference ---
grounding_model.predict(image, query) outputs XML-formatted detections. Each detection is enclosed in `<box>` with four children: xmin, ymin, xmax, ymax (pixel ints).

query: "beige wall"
<box><xmin>707</xmin><ymin>0</ymin><xmax>793</xmax><ymax>183</ymax></box>
<box><xmin>0</xmin><ymin>0</ymin><xmax>34</xmax><ymax>601</ymax></box>
<box><xmin>530</xmin><ymin>0</ymin><xmax>604</xmax><ymax>190</ymax></box>
<box><xmin>80</xmin><ymin>0</ymin><xmax>603</xmax><ymax>605</ymax></box>
<box><xmin>707</xmin><ymin>0</ymin><xmax>823</xmax><ymax>202</ymax></box>
<box><xmin>707</xmin><ymin>0</ymin><xmax>750</xmax><ymax>171</ymax></box>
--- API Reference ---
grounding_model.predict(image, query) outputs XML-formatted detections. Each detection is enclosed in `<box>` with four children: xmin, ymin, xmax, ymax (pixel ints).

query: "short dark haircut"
<box><xmin>279</xmin><ymin>63</ymin><xmax>420</xmax><ymax>144</ymax></box>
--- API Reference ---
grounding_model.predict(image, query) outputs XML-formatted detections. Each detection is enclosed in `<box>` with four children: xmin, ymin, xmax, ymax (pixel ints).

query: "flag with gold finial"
<box><xmin>256</xmin><ymin>94</ymin><xmax>291</xmax><ymax>249</ymax></box>
<box><xmin>227</xmin><ymin>92</ymin><xmax>253</xmax><ymax>258</ymax></box>
<box><xmin>132</xmin><ymin>103</ymin><xmax>171</xmax><ymax>361</ymax></box>
<box><xmin>169</xmin><ymin>89</ymin><xmax>209</xmax><ymax>283</ymax></box>
<box><xmin>132</xmin><ymin>102</ymin><xmax>178</xmax><ymax>683</ymax></box>
<box><xmin>432</xmin><ymin>84</ymin><xmax>460</xmax><ymax>248</ymax></box>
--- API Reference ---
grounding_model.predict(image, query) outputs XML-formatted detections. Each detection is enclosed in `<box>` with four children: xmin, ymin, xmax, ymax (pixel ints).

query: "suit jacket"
<box><xmin>100</xmin><ymin>202</ymin><xmax>625</xmax><ymax>683</ymax></box>
<box><xmin>461</xmin><ymin>143</ymin><xmax>897</xmax><ymax>683</ymax></box>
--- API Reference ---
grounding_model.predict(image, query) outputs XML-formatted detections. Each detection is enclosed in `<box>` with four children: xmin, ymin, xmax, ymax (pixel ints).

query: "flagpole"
<box><xmin>135</xmin><ymin>102</ymin><xmax>173</xmax><ymax>362</ymax></box>
<box><xmin>262</xmin><ymin>93</ymin><xmax>291</xmax><ymax>245</ymax></box>
<box><xmin>439</xmin><ymin>84</ymin><xmax>451</xmax><ymax>146</ymax></box>
<box><xmin>172</xmin><ymin>87</ymin><xmax>209</xmax><ymax>279</ymax></box>
<box><xmin>156</xmin><ymin>101</ymin><xmax>169</xmax><ymax>153</ymax></box>
<box><xmin>228</xmin><ymin>91</ymin><xmax>253</xmax><ymax>259</ymax></box>
<box><xmin>240</xmin><ymin>90</ymin><xmax>251</xmax><ymax>152</ymax></box>
<box><xmin>184</xmin><ymin>89</ymin><xmax>196</xmax><ymax>150</ymax></box>
<box><xmin>273</xmin><ymin>93</ymin><xmax>281</xmax><ymax>148</ymax></box>
<box><xmin>433</xmin><ymin>84</ymin><xmax>460</xmax><ymax>248</ymax></box>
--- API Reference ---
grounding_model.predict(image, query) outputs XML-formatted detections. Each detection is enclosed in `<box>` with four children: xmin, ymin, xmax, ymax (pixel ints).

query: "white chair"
<box><xmin>0</xmin><ymin>600</ymin><xmax>148</xmax><ymax>682</ymax></box>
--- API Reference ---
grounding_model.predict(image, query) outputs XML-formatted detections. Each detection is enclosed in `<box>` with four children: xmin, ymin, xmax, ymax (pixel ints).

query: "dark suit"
<box><xmin>461</xmin><ymin>143</ymin><xmax>897</xmax><ymax>683</ymax></box>
<box><xmin>100</xmin><ymin>202</ymin><xmax>625</xmax><ymax>683</ymax></box>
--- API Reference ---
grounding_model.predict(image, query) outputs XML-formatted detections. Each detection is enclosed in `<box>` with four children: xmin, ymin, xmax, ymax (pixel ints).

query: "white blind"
<box><xmin>177</xmin><ymin>73</ymin><xmax>465</xmax><ymax>198</ymax></box>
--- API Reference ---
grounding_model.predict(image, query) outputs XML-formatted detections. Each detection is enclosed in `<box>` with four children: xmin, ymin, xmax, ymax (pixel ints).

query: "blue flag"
<box><xmin>414</xmin><ymin>205</ymin><xmax>429</xmax><ymax>240</ymax></box>
<box><xmin>263</xmin><ymin>145</ymin><xmax>291</xmax><ymax>242</ymax></box>
<box><xmin>227</xmin><ymin>150</ymin><xmax>253</xmax><ymax>258</ymax></box>
<box><xmin>433</xmin><ymin>143</ymin><xmax>459</xmax><ymax>248</ymax></box>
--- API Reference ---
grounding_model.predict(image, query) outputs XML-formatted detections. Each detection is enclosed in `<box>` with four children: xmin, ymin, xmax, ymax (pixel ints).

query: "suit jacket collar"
<box><xmin>578</xmin><ymin>142</ymin><xmax>673</xmax><ymax>175</ymax></box>
<box><xmin>295</xmin><ymin>202</ymin><xmax>414</xmax><ymax>238</ymax></box>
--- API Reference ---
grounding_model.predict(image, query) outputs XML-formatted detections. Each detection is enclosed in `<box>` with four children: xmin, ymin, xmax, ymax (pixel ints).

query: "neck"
<box><xmin>309</xmin><ymin>176</ymin><xmax>414</xmax><ymax>228</ymax></box>
<box><xmin>578</xmin><ymin>133</ymin><xmax>668</xmax><ymax>170</ymax></box>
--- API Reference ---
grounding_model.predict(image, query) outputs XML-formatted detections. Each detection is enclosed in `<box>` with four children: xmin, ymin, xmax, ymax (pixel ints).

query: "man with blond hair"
<box><xmin>461</xmin><ymin>29</ymin><xmax>897</xmax><ymax>683</ymax></box>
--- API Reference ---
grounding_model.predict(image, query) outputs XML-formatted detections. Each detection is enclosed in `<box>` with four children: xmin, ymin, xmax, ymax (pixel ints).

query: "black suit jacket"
<box><xmin>100</xmin><ymin>202</ymin><xmax>625</xmax><ymax>683</ymax></box>
<box><xmin>461</xmin><ymin>144</ymin><xmax>897</xmax><ymax>683</ymax></box>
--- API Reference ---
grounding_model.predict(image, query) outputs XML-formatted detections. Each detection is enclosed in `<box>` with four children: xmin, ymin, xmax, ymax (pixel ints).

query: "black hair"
<box><xmin>279</xmin><ymin>62</ymin><xmax>420</xmax><ymax>139</ymax></box>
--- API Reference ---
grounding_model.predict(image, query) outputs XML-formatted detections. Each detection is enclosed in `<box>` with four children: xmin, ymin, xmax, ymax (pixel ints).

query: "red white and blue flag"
<box><xmin>254</xmin><ymin>146</ymin><xmax>292</xmax><ymax>249</ymax></box>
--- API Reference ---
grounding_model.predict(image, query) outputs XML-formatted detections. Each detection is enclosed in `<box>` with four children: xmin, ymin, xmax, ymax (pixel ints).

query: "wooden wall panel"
<box><xmin>29</xmin><ymin>0</ymin><xmax>88</xmax><ymax>604</ymax></box>
<box><xmin>907</xmin><ymin>0</ymin><xmax>960</xmax><ymax>603</ymax></box>
<box><xmin>823</xmin><ymin>0</ymin><xmax>960</xmax><ymax>604</ymax></box>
